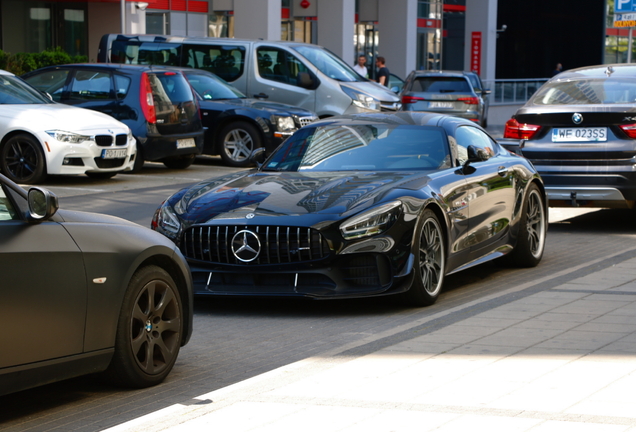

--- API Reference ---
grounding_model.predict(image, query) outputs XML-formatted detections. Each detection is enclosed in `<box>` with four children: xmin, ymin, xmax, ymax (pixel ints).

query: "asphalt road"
<box><xmin>1</xmin><ymin>157</ymin><xmax>636</xmax><ymax>431</ymax></box>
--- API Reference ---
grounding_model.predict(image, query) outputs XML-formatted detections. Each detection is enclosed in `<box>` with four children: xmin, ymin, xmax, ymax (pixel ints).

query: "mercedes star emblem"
<box><xmin>231</xmin><ymin>230</ymin><xmax>261</xmax><ymax>262</ymax></box>
<box><xmin>572</xmin><ymin>113</ymin><xmax>583</xmax><ymax>125</ymax></box>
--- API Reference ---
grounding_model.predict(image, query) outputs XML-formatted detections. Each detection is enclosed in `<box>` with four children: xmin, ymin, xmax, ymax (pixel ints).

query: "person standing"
<box><xmin>552</xmin><ymin>63</ymin><xmax>563</xmax><ymax>77</ymax></box>
<box><xmin>353</xmin><ymin>55</ymin><xmax>369</xmax><ymax>78</ymax></box>
<box><xmin>376</xmin><ymin>56</ymin><xmax>390</xmax><ymax>87</ymax></box>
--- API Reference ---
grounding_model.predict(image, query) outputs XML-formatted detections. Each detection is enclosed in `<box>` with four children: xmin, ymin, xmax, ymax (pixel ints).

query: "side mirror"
<box><xmin>467</xmin><ymin>145</ymin><xmax>490</xmax><ymax>163</ymax></box>
<box><xmin>249</xmin><ymin>147</ymin><xmax>267</xmax><ymax>167</ymax></box>
<box><xmin>27</xmin><ymin>187</ymin><xmax>58</xmax><ymax>222</ymax></box>
<box><xmin>297</xmin><ymin>72</ymin><xmax>314</xmax><ymax>89</ymax></box>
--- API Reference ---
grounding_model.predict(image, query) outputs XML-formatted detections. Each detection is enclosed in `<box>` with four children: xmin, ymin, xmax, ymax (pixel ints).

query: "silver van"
<box><xmin>97</xmin><ymin>34</ymin><xmax>401</xmax><ymax>117</ymax></box>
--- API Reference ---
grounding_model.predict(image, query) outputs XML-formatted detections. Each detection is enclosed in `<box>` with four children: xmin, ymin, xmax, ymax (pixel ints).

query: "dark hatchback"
<box><xmin>174</xmin><ymin>67</ymin><xmax>318</xmax><ymax>167</ymax></box>
<box><xmin>22</xmin><ymin>64</ymin><xmax>204</xmax><ymax>171</ymax></box>
<box><xmin>502</xmin><ymin>64</ymin><xmax>636</xmax><ymax>208</ymax></box>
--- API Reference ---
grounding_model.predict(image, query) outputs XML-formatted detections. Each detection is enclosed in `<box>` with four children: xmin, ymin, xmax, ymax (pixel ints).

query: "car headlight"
<box><xmin>272</xmin><ymin>115</ymin><xmax>296</xmax><ymax>131</ymax></box>
<box><xmin>340</xmin><ymin>201</ymin><xmax>402</xmax><ymax>240</ymax></box>
<box><xmin>46</xmin><ymin>130</ymin><xmax>91</xmax><ymax>144</ymax></box>
<box><xmin>151</xmin><ymin>201</ymin><xmax>182</xmax><ymax>242</ymax></box>
<box><xmin>341</xmin><ymin>86</ymin><xmax>381</xmax><ymax>111</ymax></box>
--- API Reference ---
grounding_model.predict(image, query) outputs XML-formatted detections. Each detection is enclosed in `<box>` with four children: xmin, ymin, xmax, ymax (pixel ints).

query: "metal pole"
<box><xmin>120</xmin><ymin>0</ymin><xmax>125</xmax><ymax>33</ymax></box>
<box><xmin>629</xmin><ymin>28</ymin><xmax>634</xmax><ymax>63</ymax></box>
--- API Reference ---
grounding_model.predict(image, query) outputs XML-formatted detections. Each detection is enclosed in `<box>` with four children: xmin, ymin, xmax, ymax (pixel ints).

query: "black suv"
<box><xmin>23</xmin><ymin>64</ymin><xmax>204</xmax><ymax>171</ymax></box>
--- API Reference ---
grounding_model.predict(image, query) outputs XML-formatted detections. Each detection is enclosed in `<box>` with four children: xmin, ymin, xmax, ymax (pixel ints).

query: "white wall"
<box><xmin>378</xmin><ymin>0</ymin><xmax>417</xmax><ymax>80</ymax></box>
<box><xmin>234</xmin><ymin>0</ymin><xmax>281</xmax><ymax>40</ymax></box>
<box><xmin>316</xmin><ymin>0</ymin><xmax>354</xmax><ymax>63</ymax></box>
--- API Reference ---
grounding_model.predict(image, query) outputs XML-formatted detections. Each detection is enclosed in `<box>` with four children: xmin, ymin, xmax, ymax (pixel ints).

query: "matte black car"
<box><xmin>501</xmin><ymin>64</ymin><xmax>636</xmax><ymax>208</ymax></box>
<box><xmin>151</xmin><ymin>112</ymin><xmax>546</xmax><ymax>306</ymax></box>
<box><xmin>22</xmin><ymin>64</ymin><xmax>205</xmax><ymax>171</ymax></box>
<box><xmin>175</xmin><ymin>67</ymin><xmax>318</xmax><ymax>167</ymax></box>
<box><xmin>0</xmin><ymin>173</ymin><xmax>193</xmax><ymax>396</ymax></box>
<box><xmin>400</xmin><ymin>70</ymin><xmax>490</xmax><ymax>127</ymax></box>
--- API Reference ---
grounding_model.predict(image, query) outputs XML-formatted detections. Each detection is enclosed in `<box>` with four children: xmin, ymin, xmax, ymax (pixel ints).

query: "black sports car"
<box><xmin>152</xmin><ymin>112</ymin><xmax>546</xmax><ymax>306</ymax></box>
<box><xmin>501</xmin><ymin>64</ymin><xmax>636</xmax><ymax>208</ymax></box>
<box><xmin>0</xmin><ymin>173</ymin><xmax>193</xmax><ymax>396</ymax></box>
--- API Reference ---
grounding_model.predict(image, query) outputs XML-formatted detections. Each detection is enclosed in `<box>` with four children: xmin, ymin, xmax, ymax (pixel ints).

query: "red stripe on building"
<box><xmin>443</xmin><ymin>4</ymin><xmax>466</xmax><ymax>12</ymax></box>
<box><xmin>282</xmin><ymin>7</ymin><xmax>290</xmax><ymax>19</ymax></box>
<box><xmin>417</xmin><ymin>18</ymin><xmax>441</xmax><ymax>28</ymax></box>
<box><xmin>188</xmin><ymin>1</ymin><xmax>208</xmax><ymax>13</ymax></box>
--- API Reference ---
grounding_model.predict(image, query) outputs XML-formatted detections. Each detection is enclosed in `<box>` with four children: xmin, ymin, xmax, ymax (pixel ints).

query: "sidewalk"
<box><xmin>105</xmin><ymin>247</ymin><xmax>636</xmax><ymax>432</ymax></box>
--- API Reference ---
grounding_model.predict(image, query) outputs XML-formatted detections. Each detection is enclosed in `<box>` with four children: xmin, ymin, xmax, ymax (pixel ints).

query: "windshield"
<box><xmin>292</xmin><ymin>45</ymin><xmax>364</xmax><ymax>83</ymax></box>
<box><xmin>263</xmin><ymin>123</ymin><xmax>450</xmax><ymax>172</ymax></box>
<box><xmin>531</xmin><ymin>78</ymin><xmax>636</xmax><ymax>105</ymax></box>
<box><xmin>0</xmin><ymin>75</ymin><xmax>53</xmax><ymax>104</ymax></box>
<box><xmin>184</xmin><ymin>72</ymin><xmax>244</xmax><ymax>100</ymax></box>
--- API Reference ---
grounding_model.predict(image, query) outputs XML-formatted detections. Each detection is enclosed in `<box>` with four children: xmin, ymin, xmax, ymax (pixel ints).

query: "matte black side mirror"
<box><xmin>27</xmin><ymin>187</ymin><xmax>58</xmax><ymax>222</ymax></box>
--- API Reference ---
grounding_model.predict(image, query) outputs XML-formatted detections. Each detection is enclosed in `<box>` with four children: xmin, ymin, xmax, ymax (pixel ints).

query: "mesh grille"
<box><xmin>94</xmin><ymin>135</ymin><xmax>113</xmax><ymax>146</ymax></box>
<box><xmin>298</xmin><ymin>116</ymin><xmax>316</xmax><ymax>127</ymax></box>
<box><xmin>93</xmin><ymin>157</ymin><xmax>125</xmax><ymax>168</ymax></box>
<box><xmin>181</xmin><ymin>225</ymin><xmax>330</xmax><ymax>265</ymax></box>
<box><xmin>115</xmin><ymin>134</ymin><xmax>128</xmax><ymax>145</ymax></box>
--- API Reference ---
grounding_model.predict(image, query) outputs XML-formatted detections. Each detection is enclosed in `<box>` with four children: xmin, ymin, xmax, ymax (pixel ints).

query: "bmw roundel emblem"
<box><xmin>231</xmin><ymin>230</ymin><xmax>261</xmax><ymax>262</ymax></box>
<box><xmin>572</xmin><ymin>113</ymin><xmax>583</xmax><ymax>125</ymax></box>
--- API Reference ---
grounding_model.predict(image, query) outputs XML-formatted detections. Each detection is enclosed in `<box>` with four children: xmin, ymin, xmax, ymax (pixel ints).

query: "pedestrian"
<box><xmin>552</xmin><ymin>63</ymin><xmax>563</xmax><ymax>77</ymax></box>
<box><xmin>353</xmin><ymin>55</ymin><xmax>369</xmax><ymax>78</ymax></box>
<box><xmin>375</xmin><ymin>56</ymin><xmax>390</xmax><ymax>87</ymax></box>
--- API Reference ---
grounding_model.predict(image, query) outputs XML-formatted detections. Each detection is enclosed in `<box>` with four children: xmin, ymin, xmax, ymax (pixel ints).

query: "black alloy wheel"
<box><xmin>107</xmin><ymin>265</ymin><xmax>183</xmax><ymax>388</ymax></box>
<box><xmin>0</xmin><ymin>134</ymin><xmax>47</xmax><ymax>184</ymax></box>
<box><xmin>506</xmin><ymin>183</ymin><xmax>546</xmax><ymax>267</ymax></box>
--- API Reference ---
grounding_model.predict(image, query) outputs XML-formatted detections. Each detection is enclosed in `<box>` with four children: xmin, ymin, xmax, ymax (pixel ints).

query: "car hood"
<box><xmin>57</xmin><ymin>209</ymin><xmax>140</xmax><ymax>226</ymax></box>
<box><xmin>341</xmin><ymin>81</ymin><xmax>401</xmax><ymax>103</ymax></box>
<box><xmin>205</xmin><ymin>98</ymin><xmax>315</xmax><ymax>116</ymax></box>
<box><xmin>170</xmin><ymin>170</ymin><xmax>431</xmax><ymax>227</ymax></box>
<box><xmin>0</xmin><ymin>103</ymin><xmax>128</xmax><ymax>133</ymax></box>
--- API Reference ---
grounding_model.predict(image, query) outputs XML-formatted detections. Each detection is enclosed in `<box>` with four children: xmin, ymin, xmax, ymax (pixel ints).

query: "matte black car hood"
<box><xmin>204</xmin><ymin>97</ymin><xmax>314</xmax><ymax>116</ymax></box>
<box><xmin>172</xmin><ymin>171</ymin><xmax>432</xmax><ymax>226</ymax></box>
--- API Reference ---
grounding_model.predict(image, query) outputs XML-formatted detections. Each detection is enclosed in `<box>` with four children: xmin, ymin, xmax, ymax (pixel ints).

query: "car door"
<box><xmin>0</xmin><ymin>183</ymin><xmax>86</xmax><ymax>368</ymax></box>
<box><xmin>250</xmin><ymin>46</ymin><xmax>316</xmax><ymax>112</ymax></box>
<box><xmin>454</xmin><ymin>125</ymin><xmax>516</xmax><ymax>256</ymax></box>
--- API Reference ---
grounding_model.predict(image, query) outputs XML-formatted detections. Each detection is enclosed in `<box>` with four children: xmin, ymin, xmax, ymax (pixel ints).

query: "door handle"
<box><xmin>497</xmin><ymin>166</ymin><xmax>508</xmax><ymax>177</ymax></box>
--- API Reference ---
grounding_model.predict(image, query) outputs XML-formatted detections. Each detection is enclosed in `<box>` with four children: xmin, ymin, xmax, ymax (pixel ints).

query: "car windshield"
<box><xmin>184</xmin><ymin>72</ymin><xmax>245</xmax><ymax>100</ymax></box>
<box><xmin>292</xmin><ymin>45</ymin><xmax>364</xmax><ymax>83</ymax></box>
<box><xmin>0</xmin><ymin>75</ymin><xmax>53</xmax><ymax>104</ymax></box>
<box><xmin>263</xmin><ymin>123</ymin><xmax>451</xmax><ymax>172</ymax></box>
<box><xmin>531</xmin><ymin>78</ymin><xmax>636</xmax><ymax>105</ymax></box>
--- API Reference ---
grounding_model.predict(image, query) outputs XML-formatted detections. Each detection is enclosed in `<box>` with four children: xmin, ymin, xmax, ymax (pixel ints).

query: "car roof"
<box><xmin>0</xmin><ymin>69</ymin><xmax>15</xmax><ymax>76</ymax></box>
<box><xmin>551</xmin><ymin>64</ymin><xmax>636</xmax><ymax>80</ymax></box>
<box><xmin>26</xmin><ymin>63</ymin><xmax>186</xmax><ymax>74</ymax></box>
<box><xmin>311</xmin><ymin>111</ymin><xmax>478</xmax><ymax>128</ymax></box>
<box><xmin>409</xmin><ymin>70</ymin><xmax>475</xmax><ymax>78</ymax></box>
<box><xmin>109</xmin><ymin>34</ymin><xmax>324</xmax><ymax>50</ymax></box>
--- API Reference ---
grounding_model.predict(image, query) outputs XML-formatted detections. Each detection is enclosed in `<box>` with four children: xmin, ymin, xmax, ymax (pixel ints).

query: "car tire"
<box><xmin>403</xmin><ymin>209</ymin><xmax>446</xmax><ymax>307</ymax></box>
<box><xmin>86</xmin><ymin>171</ymin><xmax>118</xmax><ymax>179</ymax></box>
<box><xmin>106</xmin><ymin>265</ymin><xmax>183</xmax><ymax>388</ymax></box>
<box><xmin>218</xmin><ymin>121</ymin><xmax>261</xmax><ymax>167</ymax></box>
<box><xmin>505</xmin><ymin>183</ymin><xmax>546</xmax><ymax>267</ymax></box>
<box><xmin>129</xmin><ymin>144</ymin><xmax>144</xmax><ymax>173</ymax></box>
<box><xmin>0</xmin><ymin>133</ymin><xmax>47</xmax><ymax>184</ymax></box>
<box><xmin>163</xmin><ymin>154</ymin><xmax>196</xmax><ymax>169</ymax></box>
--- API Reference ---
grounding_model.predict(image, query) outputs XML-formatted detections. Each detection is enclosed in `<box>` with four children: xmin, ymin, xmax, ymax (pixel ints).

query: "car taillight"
<box><xmin>457</xmin><ymin>97</ymin><xmax>479</xmax><ymax>105</ymax></box>
<box><xmin>140</xmin><ymin>72</ymin><xmax>156</xmax><ymax>124</ymax></box>
<box><xmin>619</xmin><ymin>123</ymin><xmax>636</xmax><ymax>139</ymax></box>
<box><xmin>504</xmin><ymin>118</ymin><xmax>541</xmax><ymax>140</ymax></box>
<box><xmin>401</xmin><ymin>95</ymin><xmax>426</xmax><ymax>104</ymax></box>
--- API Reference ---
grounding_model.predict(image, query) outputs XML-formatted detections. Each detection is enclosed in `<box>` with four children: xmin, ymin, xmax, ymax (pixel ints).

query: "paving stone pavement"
<box><xmin>100</xmin><ymin>251</ymin><xmax>636</xmax><ymax>432</ymax></box>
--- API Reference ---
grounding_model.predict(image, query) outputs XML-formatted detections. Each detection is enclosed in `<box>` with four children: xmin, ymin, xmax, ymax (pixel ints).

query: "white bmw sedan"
<box><xmin>0</xmin><ymin>69</ymin><xmax>136</xmax><ymax>184</ymax></box>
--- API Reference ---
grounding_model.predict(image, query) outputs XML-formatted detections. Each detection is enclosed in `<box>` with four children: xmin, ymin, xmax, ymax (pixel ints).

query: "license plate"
<box><xmin>429</xmin><ymin>101</ymin><xmax>453</xmax><ymax>108</ymax></box>
<box><xmin>551</xmin><ymin>127</ymin><xmax>607</xmax><ymax>142</ymax></box>
<box><xmin>101</xmin><ymin>149</ymin><xmax>127</xmax><ymax>159</ymax></box>
<box><xmin>177</xmin><ymin>138</ymin><xmax>196</xmax><ymax>149</ymax></box>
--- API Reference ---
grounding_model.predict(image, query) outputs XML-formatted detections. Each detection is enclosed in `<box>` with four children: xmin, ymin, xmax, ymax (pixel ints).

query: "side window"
<box><xmin>114</xmin><ymin>74</ymin><xmax>131</xmax><ymax>100</ymax></box>
<box><xmin>69</xmin><ymin>71</ymin><xmax>113</xmax><ymax>101</ymax></box>
<box><xmin>454</xmin><ymin>126</ymin><xmax>497</xmax><ymax>164</ymax></box>
<box><xmin>185</xmin><ymin>44</ymin><xmax>245</xmax><ymax>82</ymax></box>
<box><xmin>23</xmin><ymin>69</ymin><xmax>69</xmax><ymax>101</ymax></box>
<box><xmin>0</xmin><ymin>186</ymin><xmax>18</xmax><ymax>221</ymax></box>
<box><xmin>256</xmin><ymin>47</ymin><xmax>310</xmax><ymax>87</ymax></box>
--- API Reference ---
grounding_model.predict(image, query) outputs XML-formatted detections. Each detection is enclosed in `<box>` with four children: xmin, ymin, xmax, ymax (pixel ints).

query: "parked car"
<box><xmin>0</xmin><ymin>173</ymin><xmax>193</xmax><ymax>396</ymax></box>
<box><xmin>0</xmin><ymin>69</ymin><xmax>136</xmax><ymax>184</ymax></box>
<box><xmin>501</xmin><ymin>64</ymin><xmax>636</xmax><ymax>208</ymax></box>
<box><xmin>96</xmin><ymin>34</ymin><xmax>402</xmax><ymax>117</ymax></box>
<box><xmin>164</xmin><ymin>67</ymin><xmax>317</xmax><ymax>167</ymax></box>
<box><xmin>400</xmin><ymin>70</ymin><xmax>490</xmax><ymax>127</ymax></box>
<box><xmin>151</xmin><ymin>112</ymin><xmax>546</xmax><ymax>307</ymax></box>
<box><xmin>22</xmin><ymin>64</ymin><xmax>204</xmax><ymax>171</ymax></box>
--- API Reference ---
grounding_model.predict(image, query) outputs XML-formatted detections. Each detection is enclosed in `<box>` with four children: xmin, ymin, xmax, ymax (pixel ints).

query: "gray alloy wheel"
<box><xmin>0</xmin><ymin>134</ymin><xmax>47</xmax><ymax>184</ymax></box>
<box><xmin>107</xmin><ymin>265</ymin><xmax>182</xmax><ymax>388</ymax></box>
<box><xmin>507</xmin><ymin>184</ymin><xmax>546</xmax><ymax>267</ymax></box>
<box><xmin>404</xmin><ymin>209</ymin><xmax>446</xmax><ymax>306</ymax></box>
<box><xmin>218</xmin><ymin>121</ymin><xmax>261</xmax><ymax>167</ymax></box>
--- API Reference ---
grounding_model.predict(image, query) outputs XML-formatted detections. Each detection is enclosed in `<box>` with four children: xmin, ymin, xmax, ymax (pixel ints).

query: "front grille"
<box><xmin>181</xmin><ymin>225</ymin><xmax>330</xmax><ymax>265</ymax></box>
<box><xmin>298</xmin><ymin>116</ymin><xmax>317</xmax><ymax>127</ymax></box>
<box><xmin>94</xmin><ymin>157</ymin><xmax>126</xmax><ymax>168</ymax></box>
<box><xmin>115</xmin><ymin>134</ymin><xmax>128</xmax><ymax>145</ymax></box>
<box><xmin>94</xmin><ymin>135</ymin><xmax>113</xmax><ymax>146</ymax></box>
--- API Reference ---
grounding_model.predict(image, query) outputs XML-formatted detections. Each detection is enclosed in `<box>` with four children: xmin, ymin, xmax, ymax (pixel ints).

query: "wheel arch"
<box><xmin>422</xmin><ymin>201</ymin><xmax>450</xmax><ymax>265</ymax></box>
<box><xmin>0</xmin><ymin>130</ymin><xmax>49</xmax><ymax>164</ymax></box>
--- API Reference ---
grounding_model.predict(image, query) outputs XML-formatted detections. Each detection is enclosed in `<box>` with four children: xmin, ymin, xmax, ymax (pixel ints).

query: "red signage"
<box><xmin>471</xmin><ymin>32</ymin><xmax>482</xmax><ymax>76</ymax></box>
